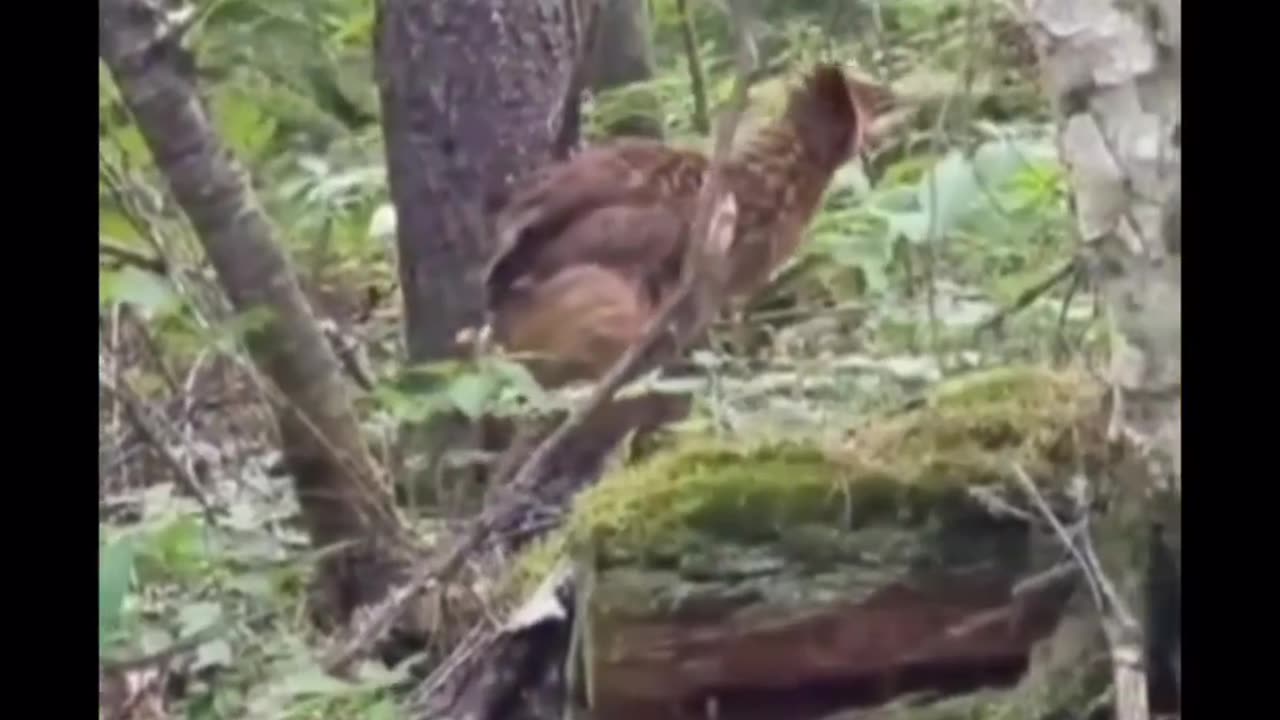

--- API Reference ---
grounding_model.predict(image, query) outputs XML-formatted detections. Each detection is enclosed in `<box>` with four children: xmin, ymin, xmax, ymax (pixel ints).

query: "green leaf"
<box><xmin>195</xmin><ymin>639</ymin><xmax>234</xmax><ymax>671</ymax></box>
<box><xmin>275</xmin><ymin>667</ymin><xmax>354</xmax><ymax>698</ymax></box>
<box><xmin>362</xmin><ymin>697</ymin><xmax>400</xmax><ymax>720</ymax></box>
<box><xmin>916</xmin><ymin>150</ymin><xmax>981</xmax><ymax>241</ymax></box>
<box><xmin>368</xmin><ymin>204</ymin><xmax>396</xmax><ymax>242</ymax></box>
<box><xmin>99</xmin><ymin>536</ymin><xmax>136</xmax><ymax>649</ymax></box>
<box><xmin>485</xmin><ymin>358</ymin><xmax>548</xmax><ymax>406</ymax></box>
<box><xmin>972</xmin><ymin>140</ymin><xmax>1030</xmax><ymax>187</ymax></box>
<box><xmin>100</xmin><ymin>267</ymin><xmax>179</xmax><ymax>316</ymax></box>
<box><xmin>881</xmin><ymin>210</ymin><xmax>930</xmax><ymax>244</ymax></box>
<box><xmin>137</xmin><ymin>514</ymin><xmax>208</xmax><ymax>580</ymax></box>
<box><xmin>179</xmin><ymin>601</ymin><xmax>223</xmax><ymax>637</ymax></box>
<box><xmin>140</xmin><ymin>626</ymin><xmax>175</xmax><ymax>655</ymax></box>
<box><xmin>373</xmin><ymin>383</ymin><xmax>451</xmax><ymax>424</ymax></box>
<box><xmin>447</xmin><ymin>373</ymin><xmax>497</xmax><ymax>420</ymax></box>
<box><xmin>213</xmin><ymin>88</ymin><xmax>278</xmax><ymax>161</ymax></box>
<box><xmin>99</xmin><ymin>211</ymin><xmax>138</xmax><ymax>243</ymax></box>
<box><xmin>201</xmin><ymin>306</ymin><xmax>276</xmax><ymax>351</ymax></box>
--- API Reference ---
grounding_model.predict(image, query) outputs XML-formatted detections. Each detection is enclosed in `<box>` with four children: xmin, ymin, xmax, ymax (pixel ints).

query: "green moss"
<box><xmin>513</xmin><ymin>365</ymin><xmax>1105</xmax><ymax>577</ymax></box>
<box><xmin>504</xmin><ymin>530</ymin><xmax>568</xmax><ymax>601</ymax></box>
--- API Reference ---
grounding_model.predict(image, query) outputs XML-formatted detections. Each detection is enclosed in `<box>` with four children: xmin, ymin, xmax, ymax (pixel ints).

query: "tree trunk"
<box><xmin>100</xmin><ymin>0</ymin><xmax>414</xmax><ymax>627</ymax></box>
<box><xmin>588</xmin><ymin>0</ymin><xmax>664</xmax><ymax>138</ymax></box>
<box><xmin>375</xmin><ymin>0</ymin><xmax>576</xmax><ymax>362</ymax></box>
<box><xmin>1019</xmin><ymin>0</ymin><xmax>1180</xmax><ymax>715</ymax></box>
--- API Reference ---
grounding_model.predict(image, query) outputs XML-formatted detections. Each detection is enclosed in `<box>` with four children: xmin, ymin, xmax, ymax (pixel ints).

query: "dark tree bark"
<box><xmin>588</xmin><ymin>0</ymin><xmax>664</xmax><ymax>138</ymax></box>
<box><xmin>375</xmin><ymin>0</ymin><xmax>577</xmax><ymax>362</ymax></box>
<box><xmin>100</xmin><ymin>0</ymin><xmax>415</xmax><ymax>626</ymax></box>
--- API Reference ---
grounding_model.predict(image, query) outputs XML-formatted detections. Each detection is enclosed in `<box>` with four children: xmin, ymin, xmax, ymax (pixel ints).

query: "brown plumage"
<box><xmin>483</xmin><ymin>63</ymin><xmax>884</xmax><ymax>386</ymax></box>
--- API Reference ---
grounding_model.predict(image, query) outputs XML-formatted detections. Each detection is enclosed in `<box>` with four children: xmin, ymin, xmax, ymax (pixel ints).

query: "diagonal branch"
<box><xmin>99</xmin><ymin>241</ymin><xmax>169</xmax><ymax>275</ymax></box>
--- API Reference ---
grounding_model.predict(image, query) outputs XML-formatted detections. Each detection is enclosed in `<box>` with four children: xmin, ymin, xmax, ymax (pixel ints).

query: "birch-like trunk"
<box><xmin>1019</xmin><ymin>1</ymin><xmax>1180</xmax><ymax>716</ymax></box>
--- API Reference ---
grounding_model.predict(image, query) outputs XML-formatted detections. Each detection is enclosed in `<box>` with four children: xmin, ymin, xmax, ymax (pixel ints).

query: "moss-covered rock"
<box><xmin>505</xmin><ymin>366</ymin><xmax>1113</xmax><ymax>719</ymax></box>
<box><xmin>554</xmin><ymin>365</ymin><xmax>1104</xmax><ymax>567</ymax></box>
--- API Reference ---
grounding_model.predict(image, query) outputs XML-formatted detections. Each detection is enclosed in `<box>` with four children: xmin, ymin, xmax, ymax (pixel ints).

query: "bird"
<box><xmin>481</xmin><ymin>62</ymin><xmax>888</xmax><ymax>388</ymax></box>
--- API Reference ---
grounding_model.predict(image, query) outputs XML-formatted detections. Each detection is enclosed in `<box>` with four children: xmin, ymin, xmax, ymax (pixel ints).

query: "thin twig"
<box><xmin>99</xmin><ymin>241</ymin><xmax>169</xmax><ymax>275</ymax></box>
<box><xmin>919</xmin><ymin>0</ymin><xmax>984</xmax><ymax>363</ymax></box>
<box><xmin>98</xmin><ymin>365</ymin><xmax>218</xmax><ymax>520</ymax></box>
<box><xmin>974</xmin><ymin>256</ymin><xmax>1080</xmax><ymax>340</ymax></box>
<box><xmin>1009</xmin><ymin>464</ymin><xmax>1136</xmax><ymax>628</ymax></box>
<box><xmin>1054</xmin><ymin>258</ymin><xmax>1085</xmax><ymax>357</ymax></box>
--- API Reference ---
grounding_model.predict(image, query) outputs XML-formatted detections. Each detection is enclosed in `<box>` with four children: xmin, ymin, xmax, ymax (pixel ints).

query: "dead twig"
<box><xmin>99</xmin><ymin>241</ymin><xmax>169</xmax><ymax>275</ymax></box>
<box><xmin>98</xmin><ymin>364</ymin><xmax>218</xmax><ymax>520</ymax></box>
<box><xmin>1010</xmin><ymin>463</ymin><xmax>1148</xmax><ymax>720</ymax></box>
<box><xmin>974</xmin><ymin>257</ymin><xmax>1081</xmax><ymax>341</ymax></box>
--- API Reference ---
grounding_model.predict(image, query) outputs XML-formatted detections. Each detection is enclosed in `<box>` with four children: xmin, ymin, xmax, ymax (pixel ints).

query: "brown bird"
<box><xmin>482</xmin><ymin>63</ymin><xmax>887</xmax><ymax>387</ymax></box>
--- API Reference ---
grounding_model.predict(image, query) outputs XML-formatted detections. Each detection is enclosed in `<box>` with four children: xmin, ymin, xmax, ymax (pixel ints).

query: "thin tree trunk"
<box><xmin>1019</xmin><ymin>1</ymin><xmax>1180</xmax><ymax>716</ymax></box>
<box><xmin>100</xmin><ymin>0</ymin><xmax>414</xmax><ymax>627</ymax></box>
<box><xmin>376</xmin><ymin>0</ymin><xmax>576</xmax><ymax>363</ymax></box>
<box><xmin>588</xmin><ymin>0</ymin><xmax>664</xmax><ymax>138</ymax></box>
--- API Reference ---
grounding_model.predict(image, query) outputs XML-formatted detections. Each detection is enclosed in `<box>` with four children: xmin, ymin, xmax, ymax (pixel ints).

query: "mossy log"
<box><xmin>505</xmin><ymin>366</ymin><xmax>1121</xmax><ymax>719</ymax></box>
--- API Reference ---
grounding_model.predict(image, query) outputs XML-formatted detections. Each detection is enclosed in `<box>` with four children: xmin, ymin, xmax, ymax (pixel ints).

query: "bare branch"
<box><xmin>99</xmin><ymin>241</ymin><xmax>169</xmax><ymax>275</ymax></box>
<box><xmin>98</xmin><ymin>365</ymin><xmax>218</xmax><ymax>520</ymax></box>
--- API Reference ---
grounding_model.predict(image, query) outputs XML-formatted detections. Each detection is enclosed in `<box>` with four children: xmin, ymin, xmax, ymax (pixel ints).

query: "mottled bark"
<box><xmin>375</xmin><ymin>0</ymin><xmax>576</xmax><ymax>362</ymax></box>
<box><xmin>1019</xmin><ymin>0</ymin><xmax>1180</xmax><ymax>715</ymax></box>
<box><xmin>100</xmin><ymin>0</ymin><xmax>413</xmax><ymax>625</ymax></box>
<box><xmin>588</xmin><ymin>0</ymin><xmax>664</xmax><ymax>138</ymax></box>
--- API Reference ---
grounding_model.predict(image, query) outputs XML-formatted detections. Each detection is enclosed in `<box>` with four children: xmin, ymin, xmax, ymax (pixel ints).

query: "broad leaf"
<box><xmin>275</xmin><ymin>667</ymin><xmax>354</xmax><ymax>698</ymax></box>
<box><xmin>100</xmin><ymin>267</ymin><xmax>179</xmax><ymax>316</ymax></box>
<box><xmin>447</xmin><ymin>373</ymin><xmax>497</xmax><ymax>420</ymax></box>
<box><xmin>99</xmin><ymin>536</ymin><xmax>135</xmax><ymax>649</ymax></box>
<box><xmin>915</xmin><ymin>150</ymin><xmax>981</xmax><ymax>241</ymax></box>
<box><xmin>179</xmin><ymin>601</ymin><xmax>224</xmax><ymax>637</ymax></box>
<box><xmin>368</xmin><ymin>203</ymin><xmax>396</xmax><ymax>242</ymax></box>
<box><xmin>195</xmin><ymin>638</ymin><xmax>234</xmax><ymax>671</ymax></box>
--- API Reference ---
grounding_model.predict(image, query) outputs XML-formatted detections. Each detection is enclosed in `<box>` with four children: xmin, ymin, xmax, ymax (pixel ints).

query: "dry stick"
<box><xmin>973</xmin><ymin>257</ymin><xmax>1081</xmax><ymax>340</ymax></box>
<box><xmin>98</xmin><ymin>367</ymin><xmax>218</xmax><ymax>520</ymax></box>
<box><xmin>1009</xmin><ymin>463</ymin><xmax>1148</xmax><ymax>719</ymax></box>
<box><xmin>322</xmin><ymin>13</ymin><xmax>758</xmax><ymax>678</ymax></box>
<box><xmin>1054</xmin><ymin>262</ymin><xmax>1086</xmax><ymax>360</ymax></box>
<box><xmin>99</xmin><ymin>241</ymin><xmax>169</xmax><ymax>275</ymax></box>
